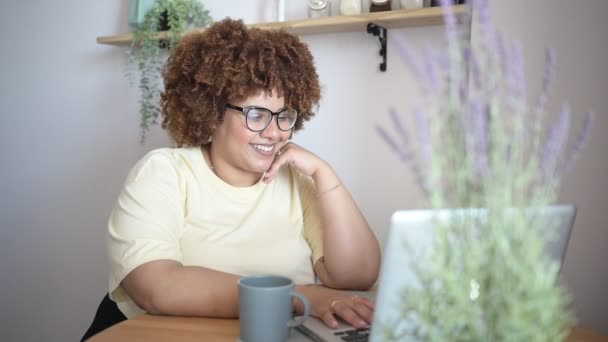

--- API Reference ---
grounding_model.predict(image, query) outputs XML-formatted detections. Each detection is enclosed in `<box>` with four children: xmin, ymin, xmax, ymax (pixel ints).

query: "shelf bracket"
<box><xmin>366</xmin><ymin>23</ymin><xmax>387</xmax><ymax>72</ymax></box>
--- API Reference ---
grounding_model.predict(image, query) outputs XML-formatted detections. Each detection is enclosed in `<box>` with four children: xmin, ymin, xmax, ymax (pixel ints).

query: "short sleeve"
<box><xmin>107</xmin><ymin>150</ymin><xmax>186</xmax><ymax>301</ymax></box>
<box><xmin>296</xmin><ymin>171</ymin><xmax>324</xmax><ymax>265</ymax></box>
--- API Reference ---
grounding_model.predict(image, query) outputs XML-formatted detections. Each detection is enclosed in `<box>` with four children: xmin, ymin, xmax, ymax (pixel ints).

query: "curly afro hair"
<box><xmin>161</xmin><ymin>18</ymin><xmax>322</xmax><ymax>146</ymax></box>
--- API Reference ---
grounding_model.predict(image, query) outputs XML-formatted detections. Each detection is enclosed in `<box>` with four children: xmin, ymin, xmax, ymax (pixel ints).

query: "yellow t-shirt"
<box><xmin>107</xmin><ymin>147</ymin><xmax>323</xmax><ymax>318</ymax></box>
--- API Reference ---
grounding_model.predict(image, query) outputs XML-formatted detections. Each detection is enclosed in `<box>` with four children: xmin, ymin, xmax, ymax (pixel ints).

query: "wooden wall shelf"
<box><xmin>96</xmin><ymin>5</ymin><xmax>466</xmax><ymax>46</ymax></box>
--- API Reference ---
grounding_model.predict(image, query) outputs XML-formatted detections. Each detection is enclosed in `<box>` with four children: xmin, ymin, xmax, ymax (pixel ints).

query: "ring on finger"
<box><xmin>330</xmin><ymin>300</ymin><xmax>342</xmax><ymax>312</ymax></box>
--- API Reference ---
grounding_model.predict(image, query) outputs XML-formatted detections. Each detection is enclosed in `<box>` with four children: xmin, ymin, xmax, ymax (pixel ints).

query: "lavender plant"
<box><xmin>376</xmin><ymin>0</ymin><xmax>594</xmax><ymax>340</ymax></box>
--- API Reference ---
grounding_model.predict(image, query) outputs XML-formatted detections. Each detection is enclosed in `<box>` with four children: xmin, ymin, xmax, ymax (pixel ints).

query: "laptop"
<box><xmin>295</xmin><ymin>205</ymin><xmax>576</xmax><ymax>342</ymax></box>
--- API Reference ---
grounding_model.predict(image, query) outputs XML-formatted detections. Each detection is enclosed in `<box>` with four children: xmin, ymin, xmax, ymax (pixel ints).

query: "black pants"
<box><xmin>80</xmin><ymin>294</ymin><xmax>127</xmax><ymax>341</ymax></box>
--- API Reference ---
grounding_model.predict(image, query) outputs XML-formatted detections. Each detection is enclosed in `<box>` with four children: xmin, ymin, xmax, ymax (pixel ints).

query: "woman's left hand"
<box><xmin>294</xmin><ymin>285</ymin><xmax>375</xmax><ymax>329</ymax></box>
<box><xmin>263</xmin><ymin>142</ymin><xmax>328</xmax><ymax>183</ymax></box>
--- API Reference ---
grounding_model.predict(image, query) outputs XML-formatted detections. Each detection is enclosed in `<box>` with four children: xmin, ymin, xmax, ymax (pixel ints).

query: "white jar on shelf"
<box><xmin>400</xmin><ymin>0</ymin><xmax>423</xmax><ymax>9</ymax></box>
<box><xmin>340</xmin><ymin>0</ymin><xmax>362</xmax><ymax>15</ymax></box>
<box><xmin>307</xmin><ymin>0</ymin><xmax>331</xmax><ymax>18</ymax></box>
<box><xmin>277</xmin><ymin>0</ymin><xmax>286</xmax><ymax>21</ymax></box>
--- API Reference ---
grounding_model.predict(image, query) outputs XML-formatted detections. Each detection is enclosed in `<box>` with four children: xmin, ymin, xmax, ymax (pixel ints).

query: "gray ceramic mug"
<box><xmin>238</xmin><ymin>275</ymin><xmax>310</xmax><ymax>342</ymax></box>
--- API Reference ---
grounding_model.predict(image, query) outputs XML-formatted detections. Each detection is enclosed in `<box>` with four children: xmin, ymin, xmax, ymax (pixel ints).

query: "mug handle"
<box><xmin>287</xmin><ymin>291</ymin><xmax>310</xmax><ymax>327</ymax></box>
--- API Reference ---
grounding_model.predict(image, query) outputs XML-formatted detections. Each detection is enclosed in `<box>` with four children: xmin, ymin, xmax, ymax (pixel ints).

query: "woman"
<box><xmin>102</xmin><ymin>18</ymin><xmax>380</xmax><ymax>336</ymax></box>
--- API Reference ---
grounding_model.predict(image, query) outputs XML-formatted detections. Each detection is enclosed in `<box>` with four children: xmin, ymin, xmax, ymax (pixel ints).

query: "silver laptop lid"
<box><xmin>369</xmin><ymin>205</ymin><xmax>576</xmax><ymax>341</ymax></box>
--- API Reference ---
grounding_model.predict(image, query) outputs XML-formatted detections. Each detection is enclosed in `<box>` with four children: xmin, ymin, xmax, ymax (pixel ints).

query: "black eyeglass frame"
<box><xmin>225</xmin><ymin>103</ymin><xmax>298</xmax><ymax>132</ymax></box>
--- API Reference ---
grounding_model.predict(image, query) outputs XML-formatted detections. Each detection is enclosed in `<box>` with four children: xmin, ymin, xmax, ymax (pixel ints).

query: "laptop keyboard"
<box><xmin>333</xmin><ymin>327</ymin><xmax>370</xmax><ymax>342</ymax></box>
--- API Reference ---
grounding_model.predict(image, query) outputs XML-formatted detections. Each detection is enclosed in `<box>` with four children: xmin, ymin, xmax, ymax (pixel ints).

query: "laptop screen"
<box><xmin>370</xmin><ymin>206</ymin><xmax>575</xmax><ymax>341</ymax></box>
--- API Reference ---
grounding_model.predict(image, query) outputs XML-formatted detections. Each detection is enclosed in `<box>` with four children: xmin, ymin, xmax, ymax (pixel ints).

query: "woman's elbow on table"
<box><xmin>315</xmin><ymin>258</ymin><xmax>380</xmax><ymax>291</ymax></box>
<box><xmin>121</xmin><ymin>260</ymin><xmax>184</xmax><ymax>315</ymax></box>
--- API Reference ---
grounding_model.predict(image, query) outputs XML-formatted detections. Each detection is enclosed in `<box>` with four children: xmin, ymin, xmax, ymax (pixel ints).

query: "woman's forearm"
<box><xmin>312</xmin><ymin>165</ymin><xmax>381</xmax><ymax>289</ymax></box>
<box><xmin>122</xmin><ymin>261</ymin><xmax>241</xmax><ymax>318</ymax></box>
<box><xmin>155</xmin><ymin>266</ymin><xmax>241</xmax><ymax>317</ymax></box>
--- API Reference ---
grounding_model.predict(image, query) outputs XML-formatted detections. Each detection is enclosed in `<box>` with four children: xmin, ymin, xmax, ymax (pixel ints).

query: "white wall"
<box><xmin>1</xmin><ymin>1</ymin><xmax>171</xmax><ymax>341</ymax></box>
<box><xmin>0</xmin><ymin>1</ymin><xmax>606</xmax><ymax>341</ymax></box>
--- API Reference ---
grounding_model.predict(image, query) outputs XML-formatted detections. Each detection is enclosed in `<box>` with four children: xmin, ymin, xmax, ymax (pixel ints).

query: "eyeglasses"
<box><xmin>226</xmin><ymin>104</ymin><xmax>298</xmax><ymax>132</ymax></box>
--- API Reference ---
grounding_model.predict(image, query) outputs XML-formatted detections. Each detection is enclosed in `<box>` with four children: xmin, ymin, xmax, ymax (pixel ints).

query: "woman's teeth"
<box><xmin>253</xmin><ymin>144</ymin><xmax>273</xmax><ymax>152</ymax></box>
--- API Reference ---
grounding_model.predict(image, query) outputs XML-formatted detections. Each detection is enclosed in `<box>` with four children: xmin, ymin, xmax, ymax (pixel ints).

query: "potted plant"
<box><xmin>127</xmin><ymin>0</ymin><xmax>213</xmax><ymax>142</ymax></box>
<box><xmin>376</xmin><ymin>0</ymin><xmax>594</xmax><ymax>340</ymax></box>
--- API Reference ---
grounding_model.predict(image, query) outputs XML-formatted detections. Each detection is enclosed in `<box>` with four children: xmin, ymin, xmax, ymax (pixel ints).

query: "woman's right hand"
<box><xmin>294</xmin><ymin>284</ymin><xmax>374</xmax><ymax>329</ymax></box>
<box><xmin>263</xmin><ymin>142</ymin><xmax>331</xmax><ymax>184</ymax></box>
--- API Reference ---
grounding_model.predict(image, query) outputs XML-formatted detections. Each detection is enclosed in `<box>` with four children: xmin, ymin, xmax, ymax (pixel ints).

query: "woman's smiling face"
<box><xmin>210</xmin><ymin>90</ymin><xmax>292</xmax><ymax>186</ymax></box>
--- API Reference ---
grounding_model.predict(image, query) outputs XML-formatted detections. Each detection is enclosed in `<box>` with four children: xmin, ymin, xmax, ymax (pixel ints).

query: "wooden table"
<box><xmin>90</xmin><ymin>314</ymin><xmax>608</xmax><ymax>342</ymax></box>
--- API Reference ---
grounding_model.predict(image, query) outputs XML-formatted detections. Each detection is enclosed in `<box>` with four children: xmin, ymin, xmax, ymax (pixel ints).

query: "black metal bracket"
<box><xmin>366</xmin><ymin>23</ymin><xmax>388</xmax><ymax>72</ymax></box>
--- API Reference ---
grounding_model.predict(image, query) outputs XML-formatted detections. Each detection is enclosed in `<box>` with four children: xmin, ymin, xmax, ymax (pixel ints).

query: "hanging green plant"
<box><xmin>127</xmin><ymin>0</ymin><xmax>213</xmax><ymax>142</ymax></box>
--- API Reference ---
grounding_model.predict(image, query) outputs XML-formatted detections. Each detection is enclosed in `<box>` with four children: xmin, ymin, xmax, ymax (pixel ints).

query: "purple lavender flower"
<box><xmin>423</xmin><ymin>44</ymin><xmax>441</xmax><ymax>93</ymax></box>
<box><xmin>389</xmin><ymin>106</ymin><xmax>411</xmax><ymax>148</ymax></box>
<box><xmin>470</xmin><ymin>99</ymin><xmax>490</xmax><ymax>177</ymax></box>
<box><xmin>463</xmin><ymin>46</ymin><xmax>481</xmax><ymax>90</ymax></box>
<box><xmin>560</xmin><ymin>112</ymin><xmax>595</xmax><ymax>175</ymax></box>
<box><xmin>440</xmin><ymin>0</ymin><xmax>460</xmax><ymax>49</ymax></box>
<box><xmin>381</xmin><ymin>107</ymin><xmax>432</xmax><ymax>194</ymax></box>
<box><xmin>375</xmin><ymin>125</ymin><xmax>405</xmax><ymax>161</ymax></box>
<box><xmin>542</xmin><ymin>48</ymin><xmax>556</xmax><ymax>97</ymax></box>
<box><xmin>473</xmin><ymin>0</ymin><xmax>495</xmax><ymax>51</ymax></box>
<box><xmin>511</xmin><ymin>40</ymin><xmax>526</xmax><ymax>104</ymax></box>
<box><xmin>392</xmin><ymin>36</ymin><xmax>424</xmax><ymax>83</ymax></box>
<box><xmin>497</xmin><ymin>37</ymin><xmax>527</xmax><ymax>115</ymax></box>
<box><xmin>496</xmin><ymin>31</ymin><xmax>510</xmax><ymax>75</ymax></box>
<box><xmin>375</xmin><ymin>122</ymin><xmax>430</xmax><ymax>195</ymax></box>
<box><xmin>541</xmin><ymin>105</ymin><xmax>571</xmax><ymax>176</ymax></box>
<box><xmin>414</xmin><ymin>105</ymin><xmax>433</xmax><ymax>167</ymax></box>
<box><xmin>535</xmin><ymin>48</ymin><xmax>556</xmax><ymax>118</ymax></box>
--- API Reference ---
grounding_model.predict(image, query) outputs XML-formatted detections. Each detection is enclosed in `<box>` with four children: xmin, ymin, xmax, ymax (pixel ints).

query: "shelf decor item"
<box><xmin>277</xmin><ymin>0</ymin><xmax>286</xmax><ymax>21</ymax></box>
<box><xmin>430</xmin><ymin>0</ymin><xmax>465</xmax><ymax>5</ymax></box>
<box><xmin>376</xmin><ymin>0</ymin><xmax>595</xmax><ymax>340</ymax></box>
<box><xmin>370</xmin><ymin>0</ymin><xmax>392</xmax><ymax>12</ymax></box>
<box><xmin>400</xmin><ymin>0</ymin><xmax>423</xmax><ymax>10</ymax></box>
<box><xmin>127</xmin><ymin>0</ymin><xmax>212</xmax><ymax>142</ymax></box>
<box><xmin>307</xmin><ymin>0</ymin><xmax>330</xmax><ymax>18</ymax></box>
<box><xmin>340</xmin><ymin>0</ymin><xmax>363</xmax><ymax>16</ymax></box>
<box><xmin>129</xmin><ymin>0</ymin><xmax>157</xmax><ymax>29</ymax></box>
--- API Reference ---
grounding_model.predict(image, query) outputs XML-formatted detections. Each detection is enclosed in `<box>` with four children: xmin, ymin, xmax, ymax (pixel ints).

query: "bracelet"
<box><xmin>317</xmin><ymin>181</ymin><xmax>342</xmax><ymax>197</ymax></box>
